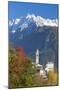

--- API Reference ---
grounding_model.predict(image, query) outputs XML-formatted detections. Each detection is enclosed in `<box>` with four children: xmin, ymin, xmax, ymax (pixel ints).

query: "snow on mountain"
<box><xmin>9</xmin><ymin>14</ymin><xmax>58</xmax><ymax>27</ymax></box>
<box><xmin>9</xmin><ymin>19</ymin><xmax>14</xmax><ymax>26</ymax></box>
<box><xmin>9</xmin><ymin>18</ymin><xmax>21</xmax><ymax>26</ymax></box>
<box><xmin>20</xmin><ymin>22</ymin><xmax>28</xmax><ymax>32</ymax></box>
<box><xmin>14</xmin><ymin>19</ymin><xmax>21</xmax><ymax>24</ymax></box>
<box><xmin>9</xmin><ymin>14</ymin><xmax>58</xmax><ymax>34</ymax></box>
<box><xmin>11</xmin><ymin>30</ymin><xmax>16</xmax><ymax>33</ymax></box>
<box><xmin>26</xmin><ymin>14</ymin><xmax>58</xmax><ymax>27</ymax></box>
<box><xmin>9</xmin><ymin>14</ymin><xmax>58</xmax><ymax>67</ymax></box>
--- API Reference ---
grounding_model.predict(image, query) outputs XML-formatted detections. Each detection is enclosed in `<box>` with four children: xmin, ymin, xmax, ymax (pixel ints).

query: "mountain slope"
<box><xmin>9</xmin><ymin>14</ymin><xmax>58</xmax><ymax>68</ymax></box>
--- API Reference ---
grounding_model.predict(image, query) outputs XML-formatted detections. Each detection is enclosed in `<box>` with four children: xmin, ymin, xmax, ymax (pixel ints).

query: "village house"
<box><xmin>35</xmin><ymin>49</ymin><xmax>54</xmax><ymax>79</ymax></box>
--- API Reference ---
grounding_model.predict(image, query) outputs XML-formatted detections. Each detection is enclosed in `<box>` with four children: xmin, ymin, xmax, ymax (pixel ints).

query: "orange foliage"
<box><xmin>9</xmin><ymin>48</ymin><xmax>30</xmax><ymax>77</ymax></box>
<box><xmin>16</xmin><ymin>48</ymin><xmax>27</xmax><ymax>60</ymax></box>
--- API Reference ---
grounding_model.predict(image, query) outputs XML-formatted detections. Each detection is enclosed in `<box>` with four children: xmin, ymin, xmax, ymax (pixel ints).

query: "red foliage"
<box><xmin>9</xmin><ymin>48</ymin><xmax>31</xmax><ymax>77</ymax></box>
<box><xmin>16</xmin><ymin>48</ymin><xmax>27</xmax><ymax>60</ymax></box>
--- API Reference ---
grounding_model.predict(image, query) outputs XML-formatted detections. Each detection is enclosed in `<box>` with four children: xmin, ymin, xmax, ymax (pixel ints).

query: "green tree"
<box><xmin>9</xmin><ymin>46</ymin><xmax>36</xmax><ymax>88</ymax></box>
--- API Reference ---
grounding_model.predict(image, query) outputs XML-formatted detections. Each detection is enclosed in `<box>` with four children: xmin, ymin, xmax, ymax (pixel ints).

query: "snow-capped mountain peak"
<box><xmin>9</xmin><ymin>14</ymin><xmax>58</xmax><ymax>35</ymax></box>
<box><xmin>26</xmin><ymin>14</ymin><xmax>58</xmax><ymax>27</ymax></box>
<box><xmin>9</xmin><ymin>14</ymin><xmax>58</xmax><ymax>27</ymax></box>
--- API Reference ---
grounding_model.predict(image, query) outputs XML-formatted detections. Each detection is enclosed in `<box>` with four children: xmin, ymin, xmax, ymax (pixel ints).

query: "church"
<box><xmin>35</xmin><ymin>49</ymin><xmax>54</xmax><ymax>78</ymax></box>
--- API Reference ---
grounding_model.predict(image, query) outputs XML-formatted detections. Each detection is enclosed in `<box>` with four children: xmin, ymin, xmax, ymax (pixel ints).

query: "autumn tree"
<box><xmin>9</xmin><ymin>47</ymin><xmax>36</xmax><ymax>88</ymax></box>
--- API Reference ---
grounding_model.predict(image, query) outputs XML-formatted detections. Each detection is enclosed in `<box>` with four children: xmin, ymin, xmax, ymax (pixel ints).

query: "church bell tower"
<box><xmin>36</xmin><ymin>49</ymin><xmax>39</xmax><ymax>64</ymax></box>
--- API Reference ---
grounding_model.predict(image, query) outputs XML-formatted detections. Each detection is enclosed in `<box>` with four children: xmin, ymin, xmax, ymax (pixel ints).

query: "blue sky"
<box><xmin>8</xmin><ymin>1</ymin><xmax>58</xmax><ymax>19</ymax></box>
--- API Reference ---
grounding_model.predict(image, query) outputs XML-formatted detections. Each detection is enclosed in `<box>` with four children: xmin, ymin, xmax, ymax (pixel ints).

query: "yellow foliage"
<box><xmin>47</xmin><ymin>71</ymin><xmax>58</xmax><ymax>85</ymax></box>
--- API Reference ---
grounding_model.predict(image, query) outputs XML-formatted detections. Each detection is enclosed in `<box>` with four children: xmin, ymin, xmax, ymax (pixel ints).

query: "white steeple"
<box><xmin>36</xmin><ymin>49</ymin><xmax>39</xmax><ymax>64</ymax></box>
